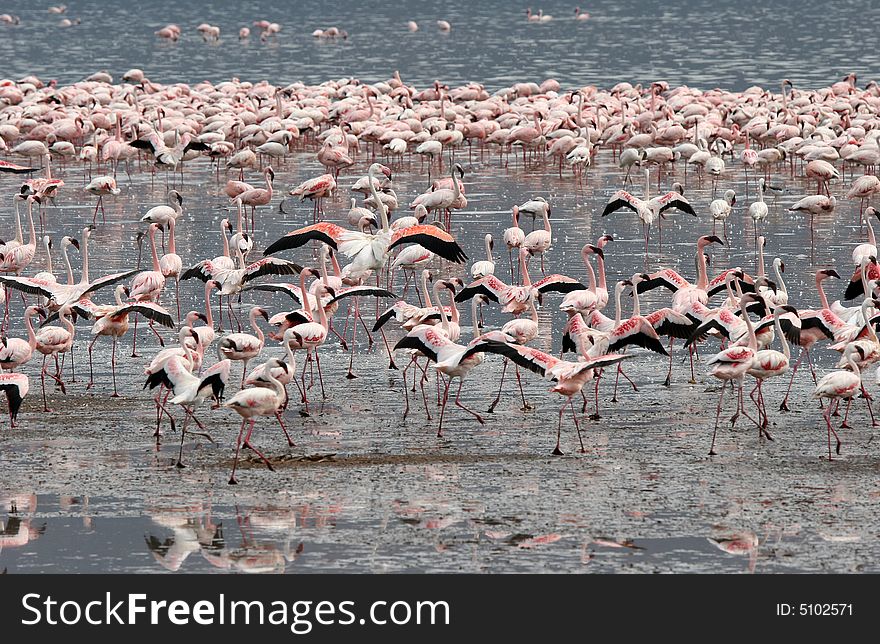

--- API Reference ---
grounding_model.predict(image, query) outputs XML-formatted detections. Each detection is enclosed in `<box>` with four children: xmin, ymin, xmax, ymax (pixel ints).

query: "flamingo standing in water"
<box><xmin>502</xmin><ymin>205</ymin><xmax>525</xmax><ymax>280</ymax></box>
<box><xmin>129</xmin><ymin>223</ymin><xmax>168</xmax><ymax>356</ymax></box>
<box><xmin>225</xmin><ymin>358</ymin><xmax>290</xmax><ymax>484</ymax></box>
<box><xmin>159</xmin><ymin>217</ymin><xmax>183</xmax><ymax>318</ymax></box>
<box><xmin>706</xmin><ymin>293</ymin><xmax>766</xmax><ymax>455</ymax></box>
<box><xmin>84</xmin><ymin>175</ymin><xmax>120</xmax><ymax>224</ymax></box>
<box><xmin>35</xmin><ymin>304</ymin><xmax>75</xmax><ymax>412</ymax></box>
<box><xmin>218</xmin><ymin>306</ymin><xmax>269</xmax><ymax>388</ymax></box>
<box><xmin>814</xmin><ymin>343</ymin><xmax>864</xmax><ymax>460</ymax></box>
<box><xmin>237</xmin><ymin>166</ymin><xmax>274</xmax><ymax>231</ymax></box>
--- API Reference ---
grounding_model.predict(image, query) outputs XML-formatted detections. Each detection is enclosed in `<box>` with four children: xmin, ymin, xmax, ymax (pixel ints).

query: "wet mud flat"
<box><xmin>2</xmin><ymin>348</ymin><xmax>879</xmax><ymax>574</ymax></box>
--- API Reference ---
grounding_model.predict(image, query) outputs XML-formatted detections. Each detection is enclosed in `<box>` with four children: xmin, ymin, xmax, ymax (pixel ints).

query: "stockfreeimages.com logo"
<box><xmin>21</xmin><ymin>593</ymin><xmax>450</xmax><ymax>634</ymax></box>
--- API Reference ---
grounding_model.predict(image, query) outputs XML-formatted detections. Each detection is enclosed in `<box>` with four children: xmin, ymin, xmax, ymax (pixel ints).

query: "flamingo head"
<box><xmin>698</xmin><ymin>235</ymin><xmax>724</xmax><ymax>248</ymax></box>
<box><xmin>583</xmin><ymin>244</ymin><xmax>604</xmax><ymax>258</ymax></box>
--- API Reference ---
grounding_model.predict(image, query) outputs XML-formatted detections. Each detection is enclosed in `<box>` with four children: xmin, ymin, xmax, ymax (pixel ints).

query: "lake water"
<box><xmin>1</xmin><ymin>0</ymin><xmax>879</xmax><ymax>574</ymax></box>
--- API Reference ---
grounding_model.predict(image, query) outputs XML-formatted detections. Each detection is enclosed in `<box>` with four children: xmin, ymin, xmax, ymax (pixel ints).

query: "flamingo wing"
<box><xmin>82</xmin><ymin>269</ymin><xmax>140</xmax><ymax>297</ymax></box>
<box><xmin>114</xmin><ymin>302</ymin><xmax>175</xmax><ymax>328</ymax></box>
<box><xmin>647</xmin><ymin>308</ymin><xmax>697</xmax><ymax>338</ymax></box>
<box><xmin>476</xmin><ymin>341</ymin><xmax>558</xmax><ymax>379</ymax></box>
<box><xmin>844</xmin><ymin>262</ymin><xmax>880</xmax><ymax>300</ymax></box>
<box><xmin>532</xmin><ymin>274</ymin><xmax>586</xmax><ymax>294</ymax></box>
<box><xmin>263</xmin><ymin>222</ymin><xmax>347</xmax><ymax>256</ymax></box>
<box><xmin>389</xmin><ymin>225</ymin><xmax>468</xmax><ymax>263</ymax></box>
<box><xmin>0</xmin><ymin>275</ymin><xmax>55</xmax><ymax>299</ymax></box>
<box><xmin>636</xmin><ymin>268</ymin><xmax>689</xmax><ymax>294</ymax></box>
<box><xmin>0</xmin><ymin>160</ymin><xmax>37</xmax><ymax>174</ymax></box>
<box><xmin>241</xmin><ymin>258</ymin><xmax>302</xmax><ymax>284</ymax></box>
<box><xmin>243</xmin><ymin>282</ymin><xmax>306</xmax><ymax>303</ymax></box>
<box><xmin>326</xmin><ymin>286</ymin><xmax>396</xmax><ymax>306</ymax></box>
<box><xmin>601</xmin><ymin>191</ymin><xmax>640</xmax><ymax>217</ymax></box>
<box><xmin>454</xmin><ymin>276</ymin><xmax>505</xmax><ymax>303</ymax></box>
<box><xmin>608</xmin><ymin>318</ymin><xmax>668</xmax><ymax>355</ymax></box>
<box><xmin>655</xmin><ymin>193</ymin><xmax>696</xmax><ymax>216</ymax></box>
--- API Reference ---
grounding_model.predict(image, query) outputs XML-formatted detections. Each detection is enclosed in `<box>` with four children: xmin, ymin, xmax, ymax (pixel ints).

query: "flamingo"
<box><xmin>225</xmin><ymin>358</ymin><xmax>289</xmax><ymax>484</ymax></box>
<box><xmin>159</xmin><ymin>217</ymin><xmax>183</xmax><ymax>318</ymax></box>
<box><xmin>709</xmin><ymin>189</ymin><xmax>736</xmax><ymax>241</ymax></box>
<box><xmin>502</xmin><ymin>205</ymin><xmax>526</xmax><ymax>280</ymax></box>
<box><xmin>129</xmin><ymin>223</ymin><xmax>168</xmax><ymax>355</ymax></box>
<box><xmin>34</xmin><ymin>304</ymin><xmax>75</xmax><ymax>412</ymax></box>
<box><xmin>470</xmin><ymin>234</ymin><xmax>496</xmax><ymax>279</ymax></box>
<box><xmin>237</xmin><ymin>166</ymin><xmax>274</xmax><ymax>230</ymax></box>
<box><xmin>218</xmin><ymin>306</ymin><xmax>269</xmax><ymax>388</ymax></box>
<box><xmin>83</xmin><ymin>175</ymin><xmax>120</xmax><ymax>224</ymax></box>
<box><xmin>486</xmin><ymin>340</ymin><xmax>629</xmax><ymax>455</ymax></box>
<box><xmin>706</xmin><ymin>293</ymin><xmax>765</xmax><ymax>455</ymax></box>
<box><xmin>523</xmin><ymin>199</ymin><xmax>552</xmax><ymax>274</ymax></box>
<box><xmin>814</xmin><ymin>344</ymin><xmax>864</xmax><ymax>460</ymax></box>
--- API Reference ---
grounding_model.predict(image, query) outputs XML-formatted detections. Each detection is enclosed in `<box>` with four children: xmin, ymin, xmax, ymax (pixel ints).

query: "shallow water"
<box><xmin>1</xmin><ymin>0</ymin><xmax>878</xmax><ymax>91</ymax></box>
<box><xmin>2</xmin><ymin>1</ymin><xmax>880</xmax><ymax>573</ymax></box>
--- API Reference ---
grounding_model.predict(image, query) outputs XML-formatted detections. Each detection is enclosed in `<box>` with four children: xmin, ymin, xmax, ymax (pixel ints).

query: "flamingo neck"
<box><xmin>44</xmin><ymin>239</ymin><xmax>52</xmax><ymax>274</ymax></box>
<box><xmin>80</xmin><ymin>232</ymin><xmax>90</xmax><ymax>285</ymax></box>
<box><xmin>221</xmin><ymin>220</ymin><xmax>231</xmax><ymax>257</ymax></box>
<box><xmin>631</xmin><ymin>283</ymin><xmax>642</xmax><ymax>317</ymax></box>
<box><xmin>848</xmin><ymin>351</ymin><xmax>862</xmax><ymax>377</ymax></box>
<box><xmin>25</xmin><ymin>309</ymin><xmax>37</xmax><ymax>349</ymax></box>
<box><xmin>757</xmin><ymin>242</ymin><xmax>765</xmax><ymax>277</ymax></box>
<box><xmin>862</xmin><ymin>298</ymin><xmax>878</xmax><ymax>344</ymax></box>
<box><xmin>613</xmin><ymin>286</ymin><xmax>623</xmax><ymax>327</ymax></box>
<box><xmin>26</xmin><ymin>200</ymin><xmax>36</xmax><ymax>248</ymax></box>
<box><xmin>773</xmin><ymin>261</ymin><xmax>787</xmax><ymax>295</ymax></box>
<box><xmin>434</xmin><ymin>283</ymin><xmax>449</xmax><ymax>334</ymax></box>
<box><xmin>368</xmin><ymin>165</ymin><xmax>390</xmax><ymax>231</ymax></box>
<box><xmin>774</xmin><ymin>310</ymin><xmax>791</xmax><ymax>361</ymax></box>
<box><xmin>520</xmin><ymin>252</ymin><xmax>531</xmax><ymax>287</ymax></box>
<box><xmin>330</xmin><ymin>252</ymin><xmax>342</xmax><ymax>278</ymax></box>
<box><xmin>59</xmin><ymin>308</ymin><xmax>74</xmax><ymax>336</ymax></box>
<box><xmin>596</xmin><ymin>249</ymin><xmax>607</xmax><ymax>291</ymax></box>
<box><xmin>583</xmin><ymin>252</ymin><xmax>596</xmax><ymax>292</ymax></box>
<box><xmin>867</xmin><ymin>214</ymin><xmax>877</xmax><ymax>247</ymax></box>
<box><xmin>249</xmin><ymin>310</ymin><xmax>264</xmax><ymax>343</ymax></box>
<box><xmin>167</xmin><ymin>219</ymin><xmax>176</xmax><ymax>254</ymax></box>
<box><xmin>295</xmin><ymin>270</ymin><xmax>310</xmax><ymax>317</ymax></box>
<box><xmin>816</xmin><ymin>275</ymin><xmax>830</xmax><ymax>310</ymax></box>
<box><xmin>204</xmin><ymin>283</ymin><xmax>214</xmax><ymax>328</ymax></box>
<box><xmin>62</xmin><ymin>243</ymin><xmax>73</xmax><ymax>284</ymax></box>
<box><xmin>422</xmin><ymin>273</ymin><xmax>433</xmax><ymax>308</ymax></box>
<box><xmin>485</xmin><ymin>237</ymin><xmax>493</xmax><ymax>262</ymax></box>
<box><xmin>149</xmin><ymin>227</ymin><xmax>160</xmax><ymax>272</ymax></box>
<box><xmin>738</xmin><ymin>300</ymin><xmax>757</xmax><ymax>352</ymax></box>
<box><xmin>13</xmin><ymin>199</ymin><xmax>23</xmax><ymax>244</ymax></box>
<box><xmin>696</xmin><ymin>246</ymin><xmax>709</xmax><ymax>290</ymax></box>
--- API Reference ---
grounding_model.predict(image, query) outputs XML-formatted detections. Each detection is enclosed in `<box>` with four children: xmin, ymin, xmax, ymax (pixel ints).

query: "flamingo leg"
<box><xmin>437</xmin><ymin>377</ymin><xmax>452</xmax><ymax>437</ymax></box>
<box><xmin>229</xmin><ymin>418</ymin><xmax>248</xmax><ymax>484</ymax></box>
<box><xmin>454</xmin><ymin>379</ymin><xmax>484</xmax><ymax>425</ymax></box>
<box><xmin>553</xmin><ymin>400</ymin><xmax>565</xmax><ymax>456</ymax></box>
<box><xmin>487</xmin><ymin>358</ymin><xmax>508</xmax><ymax>413</ymax></box>
<box><xmin>571</xmin><ymin>398</ymin><xmax>586</xmax><ymax>453</ymax></box>
<box><xmin>709</xmin><ymin>380</ymin><xmax>727</xmax><ymax>456</ymax></box>
<box><xmin>243</xmin><ymin>419</ymin><xmax>274</xmax><ymax>471</ymax></box>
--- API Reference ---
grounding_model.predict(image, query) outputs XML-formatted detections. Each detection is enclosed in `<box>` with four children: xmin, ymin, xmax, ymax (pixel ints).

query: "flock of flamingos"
<box><xmin>1</xmin><ymin>45</ymin><xmax>880</xmax><ymax>482</ymax></box>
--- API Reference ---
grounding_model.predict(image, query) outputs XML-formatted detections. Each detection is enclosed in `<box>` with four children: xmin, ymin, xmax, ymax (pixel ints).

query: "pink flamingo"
<box><xmin>225</xmin><ymin>358</ymin><xmax>289</xmax><ymax>484</ymax></box>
